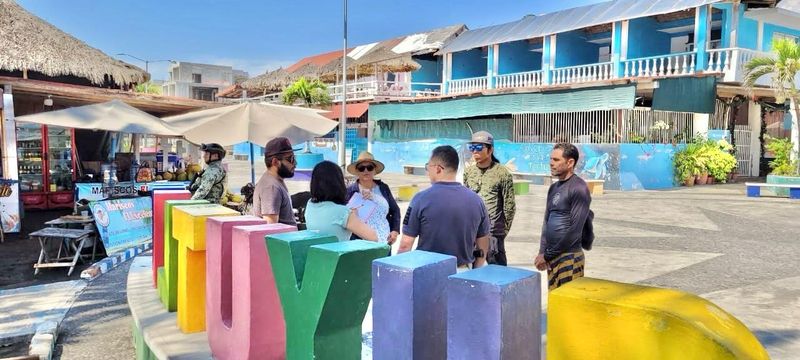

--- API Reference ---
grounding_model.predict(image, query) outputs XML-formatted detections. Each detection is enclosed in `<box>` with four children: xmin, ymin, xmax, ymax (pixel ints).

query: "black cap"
<box><xmin>264</xmin><ymin>137</ymin><xmax>293</xmax><ymax>157</ymax></box>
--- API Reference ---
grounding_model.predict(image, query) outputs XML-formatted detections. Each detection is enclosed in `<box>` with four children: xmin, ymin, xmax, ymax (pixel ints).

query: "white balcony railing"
<box><xmin>551</xmin><ymin>62</ymin><xmax>613</xmax><ymax>85</ymax></box>
<box><xmin>448</xmin><ymin>76</ymin><xmax>488</xmax><ymax>95</ymax></box>
<box><xmin>496</xmin><ymin>70</ymin><xmax>545</xmax><ymax>89</ymax></box>
<box><xmin>328</xmin><ymin>80</ymin><xmax>441</xmax><ymax>101</ymax></box>
<box><xmin>624</xmin><ymin>52</ymin><xmax>696</xmax><ymax>78</ymax></box>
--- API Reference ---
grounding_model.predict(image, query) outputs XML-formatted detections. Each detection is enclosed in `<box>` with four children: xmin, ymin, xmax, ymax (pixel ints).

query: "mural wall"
<box><xmin>366</xmin><ymin>139</ymin><xmax>679</xmax><ymax>191</ymax></box>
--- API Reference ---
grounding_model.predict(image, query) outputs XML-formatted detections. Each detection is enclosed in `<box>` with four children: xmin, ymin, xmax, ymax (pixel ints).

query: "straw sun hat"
<box><xmin>346</xmin><ymin>151</ymin><xmax>385</xmax><ymax>176</ymax></box>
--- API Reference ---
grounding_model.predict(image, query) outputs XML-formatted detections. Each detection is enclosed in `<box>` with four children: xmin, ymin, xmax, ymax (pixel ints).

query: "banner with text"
<box><xmin>92</xmin><ymin>196</ymin><xmax>153</xmax><ymax>254</ymax></box>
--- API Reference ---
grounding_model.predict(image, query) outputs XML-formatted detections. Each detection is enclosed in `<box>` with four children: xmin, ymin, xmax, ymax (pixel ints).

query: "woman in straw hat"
<box><xmin>305</xmin><ymin>161</ymin><xmax>377</xmax><ymax>242</ymax></box>
<box><xmin>346</xmin><ymin>151</ymin><xmax>401</xmax><ymax>248</ymax></box>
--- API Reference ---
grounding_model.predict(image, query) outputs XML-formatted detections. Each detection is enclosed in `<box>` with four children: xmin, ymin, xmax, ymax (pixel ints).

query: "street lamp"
<box><xmin>338</xmin><ymin>0</ymin><xmax>348</xmax><ymax>167</ymax></box>
<box><xmin>116</xmin><ymin>53</ymin><xmax>176</xmax><ymax>93</ymax></box>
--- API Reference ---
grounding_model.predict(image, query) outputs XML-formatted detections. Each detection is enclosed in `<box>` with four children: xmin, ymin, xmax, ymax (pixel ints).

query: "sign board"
<box><xmin>77</xmin><ymin>181</ymin><xmax>189</xmax><ymax>202</ymax></box>
<box><xmin>92</xmin><ymin>196</ymin><xmax>153</xmax><ymax>254</ymax></box>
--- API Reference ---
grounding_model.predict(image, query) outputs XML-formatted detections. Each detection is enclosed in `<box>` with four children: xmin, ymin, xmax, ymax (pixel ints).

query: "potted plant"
<box><xmin>764</xmin><ymin>136</ymin><xmax>800</xmax><ymax>196</ymax></box>
<box><xmin>703</xmin><ymin>140</ymin><xmax>738</xmax><ymax>183</ymax></box>
<box><xmin>673</xmin><ymin>145</ymin><xmax>702</xmax><ymax>187</ymax></box>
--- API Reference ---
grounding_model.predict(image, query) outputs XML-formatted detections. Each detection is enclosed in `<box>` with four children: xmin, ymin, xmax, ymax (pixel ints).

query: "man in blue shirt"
<box><xmin>399</xmin><ymin>145</ymin><xmax>490</xmax><ymax>270</ymax></box>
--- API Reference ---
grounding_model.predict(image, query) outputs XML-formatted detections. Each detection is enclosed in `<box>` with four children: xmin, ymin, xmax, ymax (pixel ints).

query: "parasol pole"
<box><xmin>337</xmin><ymin>0</ymin><xmax>348</xmax><ymax>167</ymax></box>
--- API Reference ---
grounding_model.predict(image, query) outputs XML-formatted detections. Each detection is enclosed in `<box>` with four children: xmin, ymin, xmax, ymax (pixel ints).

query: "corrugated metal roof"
<box><xmin>439</xmin><ymin>0</ymin><xmax>719</xmax><ymax>54</ymax></box>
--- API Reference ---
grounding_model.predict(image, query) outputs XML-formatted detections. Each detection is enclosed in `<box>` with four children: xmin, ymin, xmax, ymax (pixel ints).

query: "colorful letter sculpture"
<box><xmin>547</xmin><ymin>278</ymin><xmax>770</xmax><ymax>360</ymax></box>
<box><xmin>172</xmin><ymin>204</ymin><xmax>239</xmax><ymax>333</ymax></box>
<box><xmin>151</xmin><ymin>190</ymin><xmax>191</xmax><ymax>288</ymax></box>
<box><xmin>372</xmin><ymin>250</ymin><xmax>456</xmax><ymax>360</ymax></box>
<box><xmin>448</xmin><ymin>265</ymin><xmax>541</xmax><ymax>360</ymax></box>
<box><xmin>207</xmin><ymin>219</ymin><xmax>297</xmax><ymax>360</ymax></box>
<box><xmin>158</xmin><ymin>199</ymin><xmax>208</xmax><ymax>312</ymax></box>
<box><xmin>267</xmin><ymin>232</ymin><xmax>389</xmax><ymax>360</ymax></box>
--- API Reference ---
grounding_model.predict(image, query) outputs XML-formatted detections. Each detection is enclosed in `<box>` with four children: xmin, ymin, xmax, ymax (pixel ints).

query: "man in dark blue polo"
<box><xmin>398</xmin><ymin>145</ymin><xmax>490</xmax><ymax>270</ymax></box>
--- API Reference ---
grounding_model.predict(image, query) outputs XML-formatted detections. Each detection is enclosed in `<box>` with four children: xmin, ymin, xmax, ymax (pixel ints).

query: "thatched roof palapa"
<box><xmin>0</xmin><ymin>0</ymin><xmax>148</xmax><ymax>86</ymax></box>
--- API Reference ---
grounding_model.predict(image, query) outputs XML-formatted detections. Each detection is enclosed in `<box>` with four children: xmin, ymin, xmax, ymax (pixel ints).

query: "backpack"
<box><xmin>581</xmin><ymin>209</ymin><xmax>595</xmax><ymax>251</ymax></box>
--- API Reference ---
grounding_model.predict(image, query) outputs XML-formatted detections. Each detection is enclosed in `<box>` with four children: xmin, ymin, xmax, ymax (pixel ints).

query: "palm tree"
<box><xmin>281</xmin><ymin>77</ymin><xmax>331</xmax><ymax>107</ymax></box>
<box><xmin>744</xmin><ymin>38</ymin><xmax>800</xmax><ymax>174</ymax></box>
<box><xmin>134</xmin><ymin>82</ymin><xmax>162</xmax><ymax>95</ymax></box>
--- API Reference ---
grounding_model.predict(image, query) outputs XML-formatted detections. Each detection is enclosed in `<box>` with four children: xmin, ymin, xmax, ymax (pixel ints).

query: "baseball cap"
<box><xmin>264</xmin><ymin>137</ymin><xmax>294</xmax><ymax>157</ymax></box>
<box><xmin>470</xmin><ymin>131</ymin><xmax>494</xmax><ymax>146</ymax></box>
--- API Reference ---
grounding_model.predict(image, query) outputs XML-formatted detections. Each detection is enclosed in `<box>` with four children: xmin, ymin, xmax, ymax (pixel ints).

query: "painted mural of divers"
<box><xmin>582</xmin><ymin>152</ymin><xmax>610</xmax><ymax>180</ymax></box>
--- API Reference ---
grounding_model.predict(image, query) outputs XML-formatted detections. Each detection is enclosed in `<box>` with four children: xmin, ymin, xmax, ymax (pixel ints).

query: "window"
<box><xmin>773</xmin><ymin>32</ymin><xmax>799</xmax><ymax>44</ymax></box>
<box><xmin>192</xmin><ymin>73</ymin><xmax>202</xmax><ymax>83</ymax></box>
<box><xmin>598</xmin><ymin>46</ymin><xmax>611</xmax><ymax>63</ymax></box>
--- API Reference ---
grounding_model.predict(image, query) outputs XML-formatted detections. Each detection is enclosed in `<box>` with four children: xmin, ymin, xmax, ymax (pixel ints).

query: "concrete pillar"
<box><xmin>206</xmin><ymin>221</ymin><xmax>297</xmax><ymax>360</ymax></box>
<box><xmin>172</xmin><ymin>204</ymin><xmax>239</xmax><ymax>333</ymax></box>
<box><xmin>442</xmin><ymin>53</ymin><xmax>452</xmax><ymax>95</ymax></box>
<box><xmin>693</xmin><ymin>113</ymin><xmax>710</xmax><ymax>139</ymax></box>
<box><xmin>151</xmin><ymin>190</ymin><xmax>191</xmax><ymax>288</ymax></box>
<box><xmin>542</xmin><ymin>36</ymin><xmax>553</xmax><ymax>85</ymax></box>
<box><xmin>447</xmin><ymin>265</ymin><xmax>541</xmax><ymax>360</ymax></box>
<box><xmin>612</xmin><ymin>22</ymin><xmax>624</xmax><ymax>78</ymax></box>
<box><xmin>730</xmin><ymin>1</ymin><xmax>740</xmax><ymax>49</ymax></box>
<box><xmin>1</xmin><ymin>86</ymin><xmax>19</xmax><ymax>182</ymax></box>
<box><xmin>747</xmin><ymin>101</ymin><xmax>762</xmax><ymax>176</ymax></box>
<box><xmin>267</xmin><ymin>232</ymin><xmax>389</xmax><ymax>360</ymax></box>
<box><xmin>695</xmin><ymin>5</ymin><xmax>711</xmax><ymax>72</ymax></box>
<box><xmin>159</xmin><ymin>200</ymin><xmax>208</xmax><ymax>312</ymax></box>
<box><xmin>792</xmin><ymin>99</ymin><xmax>800</xmax><ymax>162</ymax></box>
<box><xmin>372</xmin><ymin>251</ymin><xmax>457</xmax><ymax>360</ymax></box>
<box><xmin>487</xmin><ymin>45</ymin><xmax>495</xmax><ymax>89</ymax></box>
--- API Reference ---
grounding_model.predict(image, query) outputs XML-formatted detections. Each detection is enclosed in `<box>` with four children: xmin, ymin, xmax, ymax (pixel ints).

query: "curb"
<box><xmin>28</xmin><ymin>321</ymin><xmax>58</xmax><ymax>360</ymax></box>
<box><xmin>80</xmin><ymin>243</ymin><xmax>152</xmax><ymax>281</ymax></box>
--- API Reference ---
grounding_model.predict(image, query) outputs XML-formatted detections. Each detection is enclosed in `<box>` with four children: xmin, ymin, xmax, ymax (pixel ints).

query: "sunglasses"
<box><xmin>280</xmin><ymin>155</ymin><xmax>296</xmax><ymax>163</ymax></box>
<box><xmin>357</xmin><ymin>164</ymin><xmax>375</xmax><ymax>172</ymax></box>
<box><xmin>468</xmin><ymin>143</ymin><xmax>486</xmax><ymax>152</ymax></box>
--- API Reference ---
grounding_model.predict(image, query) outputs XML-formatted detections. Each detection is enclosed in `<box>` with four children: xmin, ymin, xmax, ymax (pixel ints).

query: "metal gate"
<box><xmin>734</xmin><ymin>125</ymin><xmax>756</xmax><ymax>176</ymax></box>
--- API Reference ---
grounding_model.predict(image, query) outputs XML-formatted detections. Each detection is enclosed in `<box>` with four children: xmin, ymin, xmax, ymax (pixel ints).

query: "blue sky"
<box><xmin>18</xmin><ymin>0</ymin><xmax>604</xmax><ymax>81</ymax></box>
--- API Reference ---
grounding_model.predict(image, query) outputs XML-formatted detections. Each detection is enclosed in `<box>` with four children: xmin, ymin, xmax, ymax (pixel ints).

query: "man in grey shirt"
<box><xmin>399</xmin><ymin>145</ymin><xmax>490</xmax><ymax>270</ymax></box>
<box><xmin>252</xmin><ymin>137</ymin><xmax>297</xmax><ymax>226</ymax></box>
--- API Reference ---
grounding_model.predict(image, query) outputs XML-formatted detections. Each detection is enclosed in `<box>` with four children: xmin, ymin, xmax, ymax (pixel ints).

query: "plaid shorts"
<box><xmin>547</xmin><ymin>251</ymin><xmax>585</xmax><ymax>291</ymax></box>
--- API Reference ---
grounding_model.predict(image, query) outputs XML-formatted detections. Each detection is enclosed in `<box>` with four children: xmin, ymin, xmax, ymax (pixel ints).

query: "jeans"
<box><xmin>488</xmin><ymin>234</ymin><xmax>507</xmax><ymax>266</ymax></box>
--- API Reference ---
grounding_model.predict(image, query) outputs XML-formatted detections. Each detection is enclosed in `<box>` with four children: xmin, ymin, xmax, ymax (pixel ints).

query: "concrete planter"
<box><xmin>766</xmin><ymin>175</ymin><xmax>800</xmax><ymax>197</ymax></box>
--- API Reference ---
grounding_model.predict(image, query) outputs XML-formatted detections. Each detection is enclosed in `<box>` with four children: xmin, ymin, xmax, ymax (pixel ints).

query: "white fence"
<box><xmin>512</xmin><ymin>107</ymin><xmax>694</xmax><ymax>144</ymax></box>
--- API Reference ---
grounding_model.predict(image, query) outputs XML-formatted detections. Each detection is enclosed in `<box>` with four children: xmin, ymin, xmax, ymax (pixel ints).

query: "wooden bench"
<box><xmin>585</xmin><ymin>179</ymin><xmax>605</xmax><ymax>196</ymax></box>
<box><xmin>402</xmin><ymin>165</ymin><xmax>426</xmax><ymax>176</ymax></box>
<box><xmin>745</xmin><ymin>182</ymin><xmax>800</xmax><ymax>199</ymax></box>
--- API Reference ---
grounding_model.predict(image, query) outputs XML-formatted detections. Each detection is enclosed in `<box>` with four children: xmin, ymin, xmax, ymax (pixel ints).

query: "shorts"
<box><xmin>547</xmin><ymin>251</ymin><xmax>585</xmax><ymax>291</ymax></box>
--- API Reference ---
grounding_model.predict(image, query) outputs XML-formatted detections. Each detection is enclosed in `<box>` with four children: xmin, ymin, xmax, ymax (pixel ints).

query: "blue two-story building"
<box><xmin>367</xmin><ymin>0</ymin><xmax>800</xmax><ymax>190</ymax></box>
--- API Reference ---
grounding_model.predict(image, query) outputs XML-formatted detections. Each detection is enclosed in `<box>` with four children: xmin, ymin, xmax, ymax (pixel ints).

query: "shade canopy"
<box><xmin>163</xmin><ymin>102</ymin><xmax>338</xmax><ymax>147</ymax></box>
<box><xmin>15</xmin><ymin>99</ymin><xmax>179</xmax><ymax>136</ymax></box>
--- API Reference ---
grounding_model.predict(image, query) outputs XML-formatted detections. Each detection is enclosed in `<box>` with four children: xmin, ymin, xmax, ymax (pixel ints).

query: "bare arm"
<box><xmin>346</xmin><ymin>210</ymin><xmax>378</xmax><ymax>241</ymax></box>
<box><xmin>398</xmin><ymin>234</ymin><xmax>416</xmax><ymax>253</ymax></box>
<box><xmin>262</xmin><ymin>214</ymin><xmax>279</xmax><ymax>224</ymax></box>
<box><xmin>473</xmin><ymin>235</ymin><xmax>489</xmax><ymax>268</ymax></box>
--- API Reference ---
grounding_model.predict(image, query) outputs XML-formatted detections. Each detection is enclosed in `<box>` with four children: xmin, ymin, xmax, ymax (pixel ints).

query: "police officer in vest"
<box><xmin>189</xmin><ymin>143</ymin><xmax>227</xmax><ymax>204</ymax></box>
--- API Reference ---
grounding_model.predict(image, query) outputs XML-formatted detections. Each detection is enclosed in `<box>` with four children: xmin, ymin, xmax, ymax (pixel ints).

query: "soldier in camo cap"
<box><xmin>463</xmin><ymin>131</ymin><xmax>516</xmax><ymax>265</ymax></box>
<box><xmin>189</xmin><ymin>143</ymin><xmax>227</xmax><ymax>204</ymax></box>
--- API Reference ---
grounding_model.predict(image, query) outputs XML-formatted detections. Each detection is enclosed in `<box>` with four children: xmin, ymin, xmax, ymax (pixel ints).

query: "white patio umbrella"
<box><xmin>163</xmin><ymin>102</ymin><xmax>337</xmax><ymax>146</ymax></box>
<box><xmin>164</xmin><ymin>102</ymin><xmax>338</xmax><ymax>183</ymax></box>
<box><xmin>15</xmin><ymin>99</ymin><xmax>179</xmax><ymax>136</ymax></box>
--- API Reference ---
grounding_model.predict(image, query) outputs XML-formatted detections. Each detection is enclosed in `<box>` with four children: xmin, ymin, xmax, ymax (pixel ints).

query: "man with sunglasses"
<box><xmin>463</xmin><ymin>131</ymin><xmax>516</xmax><ymax>266</ymax></box>
<box><xmin>252</xmin><ymin>137</ymin><xmax>297</xmax><ymax>226</ymax></box>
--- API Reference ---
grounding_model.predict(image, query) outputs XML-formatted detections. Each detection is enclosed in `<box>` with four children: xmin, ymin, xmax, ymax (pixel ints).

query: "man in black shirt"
<box><xmin>535</xmin><ymin>143</ymin><xmax>592</xmax><ymax>290</ymax></box>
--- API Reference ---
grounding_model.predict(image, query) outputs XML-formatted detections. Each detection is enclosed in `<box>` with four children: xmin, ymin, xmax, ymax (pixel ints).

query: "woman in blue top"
<box><xmin>305</xmin><ymin>161</ymin><xmax>377</xmax><ymax>242</ymax></box>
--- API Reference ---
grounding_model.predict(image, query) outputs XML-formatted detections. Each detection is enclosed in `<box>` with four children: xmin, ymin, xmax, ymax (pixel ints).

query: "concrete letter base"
<box><xmin>372</xmin><ymin>250</ymin><xmax>456</xmax><ymax>360</ymax></box>
<box><xmin>151</xmin><ymin>190</ymin><xmax>191</xmax><ymax>288</ymax></box>
<box><xmin>172</xmin><ymin>204</ymin><xmax>239</xmax><ymax>333</ymax></box>
<box><xmin>448</xmin><ymin>265</ymin><xmax>541</xmax><ymax>360</ymax></box>
<box><xmin>207</xmin><ymin>220</ymin><xmax>297</xmax><ymax>360</ymax></box>
<box><xmin>158</xmin><ymin>200</ymin><xmax>208</xmax><ymax>312</ymax></box>
<box><xmin>267</xmin><ymin>231</ymin><xmax>389</xmax><ymax>360</ymax></box>
<box><xmin>547</xmin><ymin>277</ymin><xmax>770</xmax><ymax>359</ymax></box>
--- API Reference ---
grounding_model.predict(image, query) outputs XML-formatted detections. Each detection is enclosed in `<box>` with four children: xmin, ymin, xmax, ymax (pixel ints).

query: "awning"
<box><xmin>325</xmin><ymin>102</ymin><xmax>369</xmax><ymax>120</ymax></box>
<box><xmin>370</xmin><ymin>85</ymin><xmax>636</xmax><ymax>121</ymax></box>
<box><xmin>653</xmin><ymin>77</ymin><xmax>717</xmax><ymax>114</ymax></box>
<box><xmin>15</xmin><ymin>99</ymin><xmax>180</xmax><ymax>136</ymax></box>
<box><xmin>439</xmin><ymin>0</ymin><xmax>719</xmax><ymax>54</ymax></box>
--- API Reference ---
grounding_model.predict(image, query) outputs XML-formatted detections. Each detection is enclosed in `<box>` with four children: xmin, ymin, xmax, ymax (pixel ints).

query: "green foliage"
<box><xmin>765</xmin><ymin>136</ymin><xmax>799</xmax><ymax>176</ymax></box>
<box><xmin>282</xmin><ymin>77</ymin><xmax>331</xmax><ymax>107</ymax></box>
<box><xmin>135</xmin><ymin>82</ymin><xmax>162</xmax><ymax>95</ymax></box>
<box><xmin>674</xmin><ymin>138</ymin><xmax>738</xmax><ymax>183</ymax></box>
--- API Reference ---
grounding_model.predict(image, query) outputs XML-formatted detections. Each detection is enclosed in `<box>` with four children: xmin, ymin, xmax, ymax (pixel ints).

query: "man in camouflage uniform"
<box><xmin>189</xmin><ymin>143</ymin><xmax>227</xmax><ymax>204</ymax></box>
<box><xmin>463</xmin><ymin>131</ymin><xmax>516</xmax><ymax>266</ymax></box>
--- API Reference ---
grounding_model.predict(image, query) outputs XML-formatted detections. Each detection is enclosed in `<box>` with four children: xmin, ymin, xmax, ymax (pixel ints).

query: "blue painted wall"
<box><xmin>715</xmin><ymin>3</ymin><xmax>758</xmax><ymax>50</ymax></box>
<box><xmin>370</xmin><ymin>139</ymin><xmax>680</xmax><ymax>191</ymax></box>
<box><xmin>452</xmin><ymin>48</ymin><xmax>486</xmax><ymax>80</ymax></box>
<box><xmin>763</xmin><ymin>23</ymin><xmax>800</xmax><ymax>51</ymax></box>
<box><xmin>498</xmin><ymin>40</ymin><xmax>542</xmax><ymax>75</ymax></box>
<box><xmin>555</xmin><ymin>30</ymin><xmax>602</xmax><ymax>67</ymax></box>
<box><xmin>627</xmin><ymin>17</ymin><xmax>672</xmax><ymax>58</ymax></box>
<box><xmin>412</xmin><ymin>57</ymin><xmax>443</xmax><ymax>92</ymax></box>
